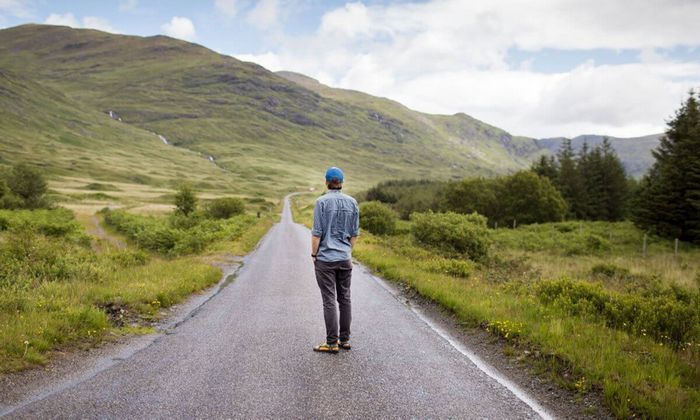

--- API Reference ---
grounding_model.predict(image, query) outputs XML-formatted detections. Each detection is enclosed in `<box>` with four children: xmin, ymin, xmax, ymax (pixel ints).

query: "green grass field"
<box><xmin>292</xmin><ymin>194</ymin><xmax>700</xmax><ymax>419</ymax></box>
<box><xmin>0</xmin><ymin>205</ymin><xmax>276</xmax><ymax>374</ymax></box>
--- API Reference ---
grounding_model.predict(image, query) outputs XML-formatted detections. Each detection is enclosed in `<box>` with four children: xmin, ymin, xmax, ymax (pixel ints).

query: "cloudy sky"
<box><xmin>1</xmin><ymin>0</ymin><xmax>700</xmax><ymax>138</ymax></box>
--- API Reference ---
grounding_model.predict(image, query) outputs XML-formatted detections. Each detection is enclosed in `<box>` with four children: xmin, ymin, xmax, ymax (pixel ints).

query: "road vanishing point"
<box><xmin>3</xmin><ymin>198</ymin><xmax>551</xmax><ymax>419</ymax></box>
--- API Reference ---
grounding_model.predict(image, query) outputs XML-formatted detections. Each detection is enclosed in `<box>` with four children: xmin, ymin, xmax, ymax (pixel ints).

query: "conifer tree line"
<box><xmin>361</xmin><ymin>92</ymin><xmax>699</xmax><ymax>242</ymax></box>
<box><xmin>531</xmin><ymin>137</ymin><xmax>629</xmax><ymax>221</ymax></box>
<box><xmin>633</xmin><ymin>91</ymin><xmax>700</xmax><ymax>243</ymax></box>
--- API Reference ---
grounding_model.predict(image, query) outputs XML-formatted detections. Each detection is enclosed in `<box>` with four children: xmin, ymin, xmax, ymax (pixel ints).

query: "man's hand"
<box><xmin>311</xmin><ymin>235</ymin><xmax>321</xmax><ymax>260</ymax></box>
<box><xmin>350</xmin><ymin>236</ymin><xmax>357</xmax><ymax>248</ymax></box>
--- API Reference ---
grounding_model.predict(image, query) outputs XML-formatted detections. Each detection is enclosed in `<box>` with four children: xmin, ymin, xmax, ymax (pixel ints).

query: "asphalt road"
<box><xmin>5</xmin><ymin>198</ymin><xmax>548</xmax><ymax>419</ymax></box>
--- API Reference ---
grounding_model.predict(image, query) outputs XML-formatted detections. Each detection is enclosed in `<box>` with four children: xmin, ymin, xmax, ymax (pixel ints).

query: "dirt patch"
<box><xmin>87</xmin><ymin>214</ymin><xmax>126</xmax><ymax>251</ymax></box>
<box><xmin>95</xmin><ymin>302</ymin><xmax>148</xmax><ymax>328</ymax></box>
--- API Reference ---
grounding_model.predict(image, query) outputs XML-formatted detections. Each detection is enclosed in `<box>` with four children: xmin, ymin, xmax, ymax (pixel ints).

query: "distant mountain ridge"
<box><xmin>0</xmin><ymin>24</ymin><xmax>658</xmax><ymax>196</ymax></box>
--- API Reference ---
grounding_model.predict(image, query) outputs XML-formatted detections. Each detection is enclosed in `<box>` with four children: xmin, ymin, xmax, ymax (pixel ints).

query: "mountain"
<box><xmin>537</xmin><ymin>134</ymin><xmax>661</xmax><ymax>177</ymax></box>
<box><xmin>0</xmin><ymin>68</ymin><xmax>241</xmax><ymax>202</ymax></box>
<box><xmin>0</xmin><ymin>24</ymin><xmax>546</xmax><ymax>200</ymax></box>
<box><xmin>275</xmin><ymin>71</ymin><xmax>545</xmax><ymax>169</ymax></box>
<box><xmin>0</xmin><ymin>24</ymin><xmax>658</xmax><ymax>202</ymax></box>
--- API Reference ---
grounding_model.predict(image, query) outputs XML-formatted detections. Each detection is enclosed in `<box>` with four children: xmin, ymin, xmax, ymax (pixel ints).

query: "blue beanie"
<box><xmin>325</xmin><ymin>167</ymin><xmax>344</xmax><ymax>183</ymax></box>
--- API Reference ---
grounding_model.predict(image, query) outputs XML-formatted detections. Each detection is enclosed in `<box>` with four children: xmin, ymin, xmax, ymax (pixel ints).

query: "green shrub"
<box><xmin>360</xmin><ymin>201</ymin><xmax>398</xmax><ymax>235</ymax></box>
<box><xmin>536</xmin><ymin>278</ymin><xmax>700</xmax><ymax>349</ymax></box>
<box><xmin>586</xmin><ymin>234</ymin><xmax>611</xmax><ymax>251</ymax></box>
<box><xmin>591</xmin><ymin>263</ymin><xmax>630</xmax><ymax>279</ymax></box>
<box><xmin>104</xmin><ymin>249</ymin><xmax>149</xmax><ymax>267</ymax></box>
<box><xmin>442</xmin><ymin>171</ymin><xmax>567</xmax><ymax>226</ymax></box>
<box><xmin>0</xmin><ymin>209</ymin><xmax>90</xmax><ymax>245</ymax></box>
<box><xmin>411</xmin><ymin>211</ymin><xmax>491</xmax><ymax>260</ymax></box>
<box><xmin>82</xmin><ymin>183</ymin><xmax>120</xmax><ymax>191</ymax></box>
<box><xmin>205</xmin><ymin>197</ymin><xmax>245</xmax><ymax>219</ymax></box>
<box><xmin>174</xmin><ymin>183</ymin><xmax>197</xmax><ymax>216</ymax></box>
<box><xmin>168</xmin><ymin>212</ymin><xmax>202</xmax><ymax>229</ymax></box>
<box><xmin>0</xmin><ymin>230</ymin><xmax>98</xmax><ymax>289</ymax></box>
<box><xmin>565</xmin><ymin>233</ymin><xmax>612</xmax><ymax>255</ymax></box>
<box><xmin>4</xmin><ymin>163</ymin><xmax>49</xmax><ymax>209</ymax></box>
<box><xmin>417</xmin><ymin>257</ymin><xmax>473</xmax><ymax>278</ymax></box>
<box><xmin>102</xmin><ymin>209</ymin><xmax>255</xmax><ymax>255</ymax></box>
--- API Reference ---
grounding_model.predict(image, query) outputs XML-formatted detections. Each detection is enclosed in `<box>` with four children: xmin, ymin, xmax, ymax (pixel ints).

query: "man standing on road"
<box><xmin>311</xmin><ymin>167</ymin><xmax>360</xmax><ymax>354</ymax></box>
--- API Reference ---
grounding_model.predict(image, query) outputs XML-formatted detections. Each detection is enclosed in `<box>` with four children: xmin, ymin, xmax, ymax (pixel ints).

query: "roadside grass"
<box><xmin>290</xmin><ymin>195</ymin><xmax>700</xmax><ymax>418</ymax></box>
<box><xmin>0</xmin><ymin>205</ymin><xmax>275</xmax><ymax>374</ymax></box>
<box><xmin>101</xmin><ymin>209</ymin><xmax>257</xmax><ymax>256</ymax></box>
<box><xmin>354</xmin><ymin>234</ymin><xmax>700</xmax><ymax>419</ymax></box>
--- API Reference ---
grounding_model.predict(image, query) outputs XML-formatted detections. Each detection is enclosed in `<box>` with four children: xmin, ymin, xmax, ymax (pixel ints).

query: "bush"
<box><xmin>417</xmin><ymin>257</ymin><xmax>473</xmax><ymax>278</ymax></box>
<box><xmin>205</xmin><ymin>197</ymin><xmax>245</xmax><ymax>219</ymax></box>
<box><xmin>0</xmin><ymin>230</ymin><xmax>98</xmax><ymax>289</ymax></box>
<box><xmin>174</xmin><ymin>183</ymin><xmax>197</xmax><ymax>216</ymax></box>
<box><xmin>411</xmin><ymin>211</ymin><xmax>491</xmax><ymax>260</ymax></box>
<box><xmin>590</xmin><ymin>263</ymin><xmax>630</xmax><ymax>279</ymax></box>
<box><xmin>104</xmin><ymin>249</ymin><xmax>149</xmax><ymax>267</ymax></box>
<box><xmin>536</xmin><ymin>278</ymin><xmax>700</xmax><ymax>349</ymax></box>
<box><xmin>564</xmin><ymin>233</ymin><xmax>612</xmax><ymax>255</ymax></box>
<box><xmin>361</xmin><ymin>179</ymin><xmax>444</xmax><ymax>219</ymax></box>
<box><xmin>4</xmin><ymin>163</ymin><xmax>49</xmax><ymax>209</ymax></box>
<box><xmin>0</xmin><ymin>209</ymin><xmax>90</xmax><ymax>245</ymax></box>
<box><xmin>360</xmin><ymin>201</ymin><xmax>397</xmax><ymax>235</ymax></box>
<box><xmin>499</xmin><ymin>171</ymin><xmax>568</xmax><ymax>225</ymax></box>
<box><xmin>102</xmin><ymin>209</ymin><xmax>255</xmax><ymax>255</ymax></box>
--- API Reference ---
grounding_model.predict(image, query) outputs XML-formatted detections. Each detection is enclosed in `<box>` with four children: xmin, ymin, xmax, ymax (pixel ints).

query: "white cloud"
<box><xmin>45</xmin><ymin>12</ymin><xmax>79</xmax><ymax>27</ymax></box>
<box><xmin>0</xmin><ymin>0</ymin><xmax>32</xmax><ymax>18</ymax></box>
<box><xmin>247</xmin><ymin>0</ymin><xmax>278</xmax><ymax>29</ymax></box>
<box><xmin>119</xmin><ymin>0</ymin><xmax>139</xmax><ymax>12</ymax></box>
<box><xmin>44</xmin><ymin>13</ymin><xmax>117</xmax><ymax>33</ymax></box>
<box><xmin>215</xmin><ymin>0</ymin><xmax>238</xmax><ymax>18</ymax></box>
<box><xmin>161</xmin><ymin>16</ymin><xmax>196</xmax><ymax>41</ymax></box>
<box><xmin>319</xmin><ymin>2</ymin><xmax>372</xmax><ymax>39</ymax></box>
<box><xmin>234</xmin><ymin>0</ymin><xmax>700</xmax><ymax>138</ymax></box>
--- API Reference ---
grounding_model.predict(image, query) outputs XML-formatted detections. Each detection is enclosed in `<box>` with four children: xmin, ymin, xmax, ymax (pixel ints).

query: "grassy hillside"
<box><xmin>0</xmin><ymin>24</ymin><xmax>544</xmax><ymax>200</ymax></box>
<box><xmin>537</xmin><ymin>134</ymin><xmax>661</xmax><ymax>178</ymax></box>
<box><xmin>0</xmin><ymin>68</ymin><xmax>252</xmax><ymax>212</ymax></box>
<box><xmin>277</xmin><ymin>71</ymin><xmax>545</xmax><ymax>171</ymax></box>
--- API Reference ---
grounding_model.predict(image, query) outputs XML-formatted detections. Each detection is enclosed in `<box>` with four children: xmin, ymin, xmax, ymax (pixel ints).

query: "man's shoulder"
<box><xmin>317</xmin><ymin>191</ymin><xmax>357</xmax><ymax>204</ymax></box>
<box><xmin>341</xmin><ymin>193</ymin><xmax>359</xmax><ymax>207</ymax></box>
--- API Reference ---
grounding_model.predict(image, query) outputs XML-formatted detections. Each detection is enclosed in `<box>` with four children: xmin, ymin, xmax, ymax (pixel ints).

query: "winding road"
<box><xmin>3</xmin><ymin>198</ymin><xmax>550</xmax><ymax>419</ymax></box>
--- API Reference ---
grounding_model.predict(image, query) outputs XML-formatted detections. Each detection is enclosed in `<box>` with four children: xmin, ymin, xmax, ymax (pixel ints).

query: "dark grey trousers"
<box><xmin>314</xmin><ymin>259</ymin><xmax>352</xmax><ymax>344</ymax></box>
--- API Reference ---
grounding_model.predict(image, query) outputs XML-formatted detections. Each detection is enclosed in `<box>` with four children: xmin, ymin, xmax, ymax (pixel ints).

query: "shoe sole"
<box><xmin>313</xmin><ymin>348</ymin><xmax>339</xmax><ymax>354</ymax></box>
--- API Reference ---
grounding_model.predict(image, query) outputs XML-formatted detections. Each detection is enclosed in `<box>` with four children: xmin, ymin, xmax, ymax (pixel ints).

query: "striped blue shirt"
<box><xmin>311</xmin><ymin>190</ymin><xmax>360</xmax><ymax>262</ymax></box>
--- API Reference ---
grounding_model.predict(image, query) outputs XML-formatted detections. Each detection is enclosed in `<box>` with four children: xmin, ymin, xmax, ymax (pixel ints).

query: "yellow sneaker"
<box><xmin>313</xmin><ymin>341</ymin><xmax>339</xmax><ymax>353</ymax></box>
<box><xmin>338</xmin><ymin>340</ymin><xmax>351</xmax><ymax>350</ymax></box>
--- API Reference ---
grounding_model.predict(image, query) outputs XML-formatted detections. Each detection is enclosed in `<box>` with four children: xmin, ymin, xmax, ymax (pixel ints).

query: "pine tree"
<box><xmin>556</xmin><ymin>139</ymin><xmax>587</xmax><ymax>219</ymax></box>
<box><xmin>634</xmin><ymin>91</ymin><xmax>700</xmax><ymax>242</ymax></box>
<box><xmin>531</xmin><ymin>155</ymin><xmax>558</xmax><ymax>183</ymax></box>
<box><xmin>598</xmin><ymin>138</ymin><xmax>628</xmax><ymax>221</ymax></box>
<box><xmin>578</xmin><ymin>142</ymin><xmax>599</xmax><ymax>219</ymax></box>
